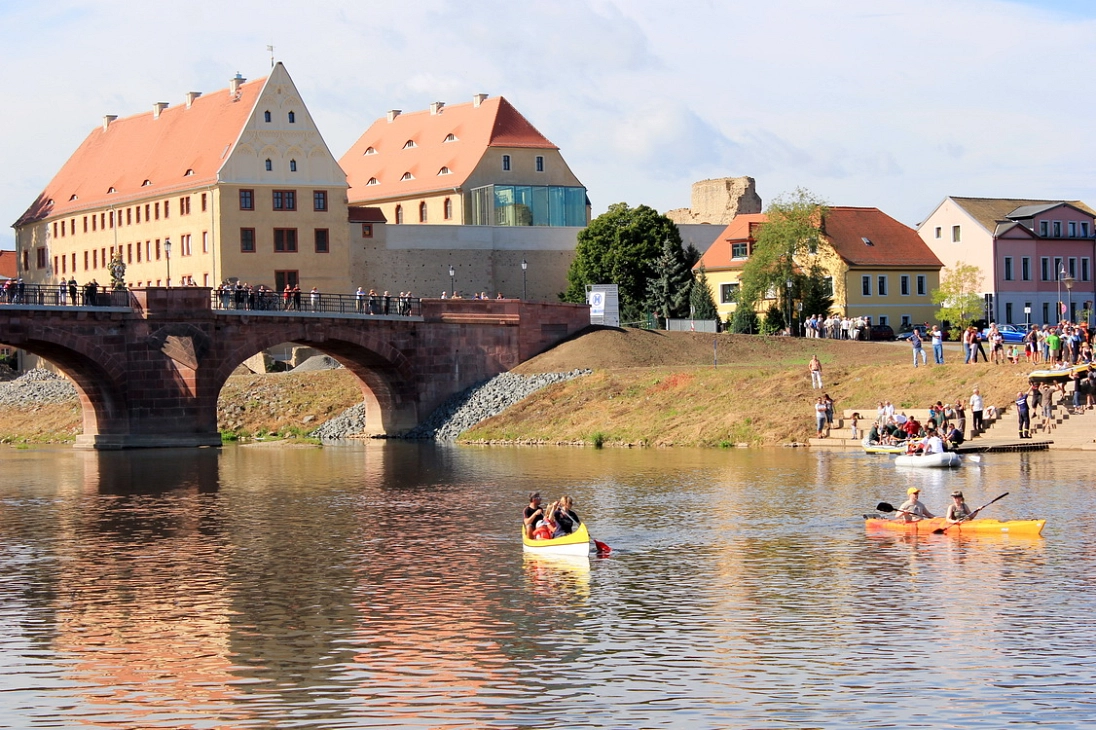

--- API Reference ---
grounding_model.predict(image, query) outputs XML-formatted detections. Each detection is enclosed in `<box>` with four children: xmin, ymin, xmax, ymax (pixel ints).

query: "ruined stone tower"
<box><xmin>665</xmin><ymin>176</ymin><xmax>762</xmax><ymax>225</ymax></box>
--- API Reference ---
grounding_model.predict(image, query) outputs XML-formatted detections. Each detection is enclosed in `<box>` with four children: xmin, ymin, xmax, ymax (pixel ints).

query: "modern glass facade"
<box><xmin>470</xmin><ymin>185</ymin><xmax>586</xmax><ymax>227</ymax></box>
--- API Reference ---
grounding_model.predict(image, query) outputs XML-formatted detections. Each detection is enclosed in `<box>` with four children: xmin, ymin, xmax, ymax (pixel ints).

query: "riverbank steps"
<box><xmin>0</xmin><ymin>369</ymin><xmax>77</xmax><ymax>406</ymax></box>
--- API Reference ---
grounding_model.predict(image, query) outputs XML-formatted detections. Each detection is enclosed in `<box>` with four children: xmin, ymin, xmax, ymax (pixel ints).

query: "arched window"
<box><xmin>444</xmin><ymin>197</ymin><xmax>453</xmax><ymax>220</ymax></box>
<box><xmin>444</xmin><ymin>133</ymin><xmax>458</xmax><ymax>142</ymax></box>
<box><xmin>289</xmin><ymin>159</ymin><xmax>297</xmax><ymax>172</ymax></box>
<box><xmin>364</xmin><ymin>146</ymin><xmax>377</xmax><ymax>155</ymax></box>
<box><xmin>403</xmin><ymin>139</ymin><xmax>417</xmax><ymax>149</ymax></box>
<box><xmin>419</xmin><ymin>201</ymin><xmax>427</xmax><ymax>223</ymax></box>
<box><xmin>395</xmin><ymin>205</ymin><xmax>403</xmax><ymax>224</ymax></box>
<box><xmin>265</xmin><ymin>159</ymin><xmax>272</xmax><ymax>171</ymax></box>
<box><xmin>438</xmin><ymin>166</ymin><xmax>451</xmax><ymax>175</ymax></box>
<box><xmin>366</xmin><ymin>177</ymin><xmax>379</xmax><ymax>186</ymax></box>
<box><xmin>263</xmin><ymin>110</ymin><xmax>271</xmax><ymax>123</ymax></box>
<box><xmin>400</xmin><ymin>172</ymin><xmax>414</xmax><ymax>181</ymax></box>
<box><xmin>288</xmin><ymin>111</ymin><xmax>296</xmax><ymax>123</ymax></box>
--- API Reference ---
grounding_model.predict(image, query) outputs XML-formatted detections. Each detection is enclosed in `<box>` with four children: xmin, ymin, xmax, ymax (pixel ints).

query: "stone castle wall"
<box><xmin>665</xmin><ymin>177</ymin><xmax>762</xmax><ymax>225</ymax></box>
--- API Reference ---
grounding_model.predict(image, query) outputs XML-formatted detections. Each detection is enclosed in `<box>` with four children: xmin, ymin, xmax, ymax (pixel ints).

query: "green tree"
<box><xmin>646</xmin><ymin>239</ymin><xmax>700</xmax><ymax>326</ymax></box>
<box><xmin>563</xmin><ymin>203</ymin><xmax>682</xmax><ymax>323</ymax></box>
<box><xmin>931</xmin><ymin>261</ymin><xmax>984</xmax><ymax>327</ymax></box>
<box><xmin>799</xmin><ymin>270</ymin><xmax>835</xmax><ymax>321</ymax></box>
<box><xmin>690</xmin><ymin>264</ymin><xmax>719</xmax><ymax>321</ymax></box>
<box><xmin>737</xmin><ymin>188</ymin><xmax>828</xmax><ymax>320</ymax></box>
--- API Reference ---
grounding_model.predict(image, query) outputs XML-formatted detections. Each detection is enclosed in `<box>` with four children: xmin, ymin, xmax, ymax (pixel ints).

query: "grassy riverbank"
<box><xmin>0</xmin><ymin>329</ymin><xmax>1035</xmax><ymax>446</ymax></box>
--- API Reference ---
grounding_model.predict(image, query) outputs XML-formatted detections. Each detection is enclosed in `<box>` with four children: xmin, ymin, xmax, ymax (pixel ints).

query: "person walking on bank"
<box><xmin>970</xmin><ymin>387</ymin><xmax>984</xmax><ymax>435</ymax></box>
<box><xmin>809</xmin><ymin>355</ymin><xmax>823</xmax><ymax>389</ymax></box>
<box><xmin>911</xmin><ymin>328</ymin><xmax>928</xmax><ymax>367</ymax></box>
<box><xmin>931</xmin><ymin>325</ymin><xmax>945</xmax><ymax>364</ymax></box>
<box><xmin>1016</xmin><ymin>389</ymin><xmax>1031</xmax><ymax>439</ymax></box>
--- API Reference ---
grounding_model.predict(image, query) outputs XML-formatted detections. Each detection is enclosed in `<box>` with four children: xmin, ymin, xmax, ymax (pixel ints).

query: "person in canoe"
<box><xmin>945</xmin><ymin>490</ymin><xmax>973</xmax><ymax>524</ymax></box>
<box><xmin>896</xmin><ymin>487</ymin><xmax>935</xmax><ymax>522</ymax></box>
<box><xmin>523</xmin><ymin>492</ymin><xmax>545</xmax><ymax>538</ymax></box>
<box><xmin>547</xmin><ymin>495</ymin><xmax>582</xmax><ymax>537</ymax></box>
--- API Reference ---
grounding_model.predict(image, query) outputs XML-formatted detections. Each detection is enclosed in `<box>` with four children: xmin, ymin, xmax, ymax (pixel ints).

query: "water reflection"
<box><xmin>1</xmin><ymin>444</ymin><xmax>1095</xmax><ymax>728</ymax></box>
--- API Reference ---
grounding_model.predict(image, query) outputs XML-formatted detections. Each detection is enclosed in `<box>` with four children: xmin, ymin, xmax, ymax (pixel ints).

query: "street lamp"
<box><xmin>785</xmin><ymin>279</ymin><xmax>793</xmax><ymax>336</ymax></box>
<box><xmin>521</xmin><ymin>259</ymin><xmax>528</xmax><ymax>300</ymax></box>
<box><xmin>448</xmin><ymin>264</ymin><xmax>455</xmax><ymax>297</ymax></box>
<box><xmin>1056</xmin><ymin>262</ymin><xmax>1065</xmax><ymax>323</ymax></box>
<box><xmin>164</xmin><ymin>238</ymin><xmax>172</xmax><ymax>287</ymax></box>
<box><xmin>1065</xmin><ymin>274</ymin><xmax>1075</xmax><ymax>322</ymax></box>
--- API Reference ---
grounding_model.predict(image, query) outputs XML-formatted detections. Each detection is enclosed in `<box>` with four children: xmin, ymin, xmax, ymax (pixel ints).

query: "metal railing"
<box><xmin>211</xmin><ymin>290</ymin><xmax>422</xmax><ymax>317</ymax></box>
<box><xmin>0</xmin><ymin>283</ymin><xmax>132</xmax><ymax>308</ymax></box>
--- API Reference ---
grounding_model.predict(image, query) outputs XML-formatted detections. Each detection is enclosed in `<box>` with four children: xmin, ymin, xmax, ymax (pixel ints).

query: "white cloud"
<box><xmin>3</xmin><ymin>0</ymin><xmax>1096</xmax><ymax>248</ymax></box>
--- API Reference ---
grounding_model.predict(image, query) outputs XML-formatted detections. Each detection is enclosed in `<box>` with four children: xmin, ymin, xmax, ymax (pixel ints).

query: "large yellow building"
<box><xmin>696</xmin><ymin>206</ymin><xmax>943</xmax><ymax>329</ymax></box>
<box><xmin>13</xmin><ymin>63</ymin><xmax>350</xmax><ymax>294</ymax></box>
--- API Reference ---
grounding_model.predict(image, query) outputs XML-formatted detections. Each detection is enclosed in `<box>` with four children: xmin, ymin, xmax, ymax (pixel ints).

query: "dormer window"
<box><xmin>366</xmin><ymin>177</ymin><xmax>379</xmax><ymax>186</ymax></box>
<box><xmin>438</xmin><ymin>166</ymin><xmax>451</xmax><ymax>175</ymax></box>
<box><xmin>862</xmin><ymin>237</ymin><xmax>873</xmax><ymax>246</ymax></box>
<box><xmin>184</xmin><ymin>168</ymin><xmax>194</xmax><ymax>176</ymax></box>
<box><xmin>288</xmin><ymin>111</ymin><xmax>296</xmax><ymax>123</ymax></box>
<box><xmin>364</xmin><ymin>146</ymin><xmax>377</xmax><ymax>155</ymax></box>
<box><xmin>264</xmin><ymin>110</ymin><xmax>271</xmax><ymax>123</ymax></box>
<box><xmin>265</xmin><ymin>159</ymin><xmax>272</xmax><ymax>172</ymax></box>
<box><xmin>400</xmin><ymin>172</ymin><xmax>414</xmax><ymax>181</ymax></box>
<box><xmin>403</xmin><ymin>139</ymin><xmax>417</xmax><ymax>149</ymax></box>
<box><xmin>444</xmin><ymin>133</ymin><xmax>458</xmax><ymax>142</ymax></box>
<box><xmin>142</xmin><ymin>179</ymin><xmax>152</xmax><ymax>187</ymax></box>
<box><xmin>107</xmin><ymin>187</ymin><xmax>116</xmax><ymax>194</ymax></box>
<box><xmin>290</xmin><ymin>159</ymin><xmax>297</xmax><ymax>172</ymax></box>
<box><xmin>69</xmin><ymin>194</ymin><xmax>79</xmax><ymax>201</ymax></box>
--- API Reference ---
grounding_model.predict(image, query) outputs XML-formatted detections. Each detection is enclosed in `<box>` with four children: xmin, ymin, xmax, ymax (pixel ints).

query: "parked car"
<box><xmin>868</xmin><ymin>324</ymin><xmax>895</xmax><ymax>341</ymax></box>
<box><xmin>982</xmin><ymin>323</ymin><xmax>1030</xmax><ymax>343</ymax></box>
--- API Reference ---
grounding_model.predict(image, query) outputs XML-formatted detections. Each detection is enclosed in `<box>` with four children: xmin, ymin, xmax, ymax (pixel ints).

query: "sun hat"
<box><xmin>951</xmin><ymin>490</ymin><xmax>964</xmax><ymax>498</ymax></box>
<box><xmin>907</xmin><ymin>487</ymin><xmax>920</xmax><ymax>494</ymax></box>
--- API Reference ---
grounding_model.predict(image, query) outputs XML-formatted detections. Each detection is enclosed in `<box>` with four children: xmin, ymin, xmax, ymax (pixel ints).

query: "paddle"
<box><xmin>932</xmin><ymin>492</ymin><xmax>1009</xmax><ymax>534</ymax></box>
<box><xmin>593</xmin><ymin>537</ymin><xmax>612</xmax><ymax>556</ymax></box>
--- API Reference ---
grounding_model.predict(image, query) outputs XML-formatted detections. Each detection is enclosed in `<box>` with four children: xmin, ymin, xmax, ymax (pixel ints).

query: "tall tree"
<box><xmin>563</xmin><ymin>203</ymin><xmax>682</xmax><ymax>323</ymax></box>
<box><xmin>737</xmin><ymin>188</ymin><xmax>827</xmax><ymax>319</ymax></box>
<box><xmin>646</xmin><ymin>239</ymin><xmax>699</xmax><ymax>326</ymax></box>
<box><xmin>690</xmin><ymin>264</ymin><xmax>719</xmax><ymax>321</ymax></box>
<box><xmin>931</xmin><ymin>261</ymin><xmax>984</xmax><ymax>327</ymax></box>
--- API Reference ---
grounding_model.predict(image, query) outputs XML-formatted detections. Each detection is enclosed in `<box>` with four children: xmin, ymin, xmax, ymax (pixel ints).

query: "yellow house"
<box><xmin>13</xmin><ymin>63</ymin><xmax>350</xmax><ymax>294</ymax></box>
<box><xmin>695</xmin><ymin>207</ymin><xmax>943</xmax><ymax>329</ymax></box>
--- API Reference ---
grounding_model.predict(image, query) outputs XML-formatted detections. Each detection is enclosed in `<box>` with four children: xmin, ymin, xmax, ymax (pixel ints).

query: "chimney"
<box><xmin>153</xmin><ymin>102</ymin><xmax>169</xmax><ymax>119</ymax></box>
<box><xmin>185</xmin><ymin>91</ymin><xmax>202</xmax><ymax>108</ymax></box>
<box><xmin>387</xmin><ymin>109</ymin><xmax>402</xmax><ymax>123</ymax></box>
<box><xmin>473</xmin><ymin>93</ymin><xmax>488</xmax><ymax>107</ymax></box>
<box><xmin>103</xmin><ymin>114</ymin><xmax>118</xmax><ymax>131</ymax></box>
<box><xmin>430</xmin><ymin>101</ymin><xmax>445</xmax><ymax>115</ymax></box>
<box><xmin>229</xmin><ymin>73</ymin><xmax>245</xmax><ymax>96</ymax></box>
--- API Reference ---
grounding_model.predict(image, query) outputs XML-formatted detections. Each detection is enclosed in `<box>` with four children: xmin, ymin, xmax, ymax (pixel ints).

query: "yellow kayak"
<box><xmin>522</xmin><ymin>522</ymin><xmax>592</xmax><ymax>555</ymax></box>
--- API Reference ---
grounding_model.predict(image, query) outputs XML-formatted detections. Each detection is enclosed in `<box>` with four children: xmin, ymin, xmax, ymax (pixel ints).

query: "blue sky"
<box><xmin>2</xmin><ymin>0</ymin><xmax>1094</xmax><ymax>250</ymax></box>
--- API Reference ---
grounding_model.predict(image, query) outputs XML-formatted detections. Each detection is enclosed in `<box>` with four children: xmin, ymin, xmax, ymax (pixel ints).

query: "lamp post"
<box><xmin>521</xmin><ymin>259</ymin><xmax>528</xmax><ymax>300</ymax></box>
<box><xmin>164</xmin><ymin>238</ymin><xmax>172</xmax><ymax>287</ymax></box>
<box><xmin>1057</xmin><ymin>262</ymin><xmax>1065</xmax><ymax>323</ymax></box>
<box><xmin>1065</xmin><ymin>274</ymin><xmax>1075</xmax><ymax>322</ymax></box>
<box><xmin>785</xmin><ymin>279</ymin><xmax>793</xmax><ymax>336</ymax></box>
<box><xmin>448</xmin><ymin>264</ymin><xmax>455</xmax><ymax>297</ymax></box>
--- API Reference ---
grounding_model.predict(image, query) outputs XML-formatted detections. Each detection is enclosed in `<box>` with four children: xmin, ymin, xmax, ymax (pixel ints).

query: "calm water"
<box><xmin>1</xmin><ymin>442</ymin><xmax>1095</xmax><ymax>729</ymax></box>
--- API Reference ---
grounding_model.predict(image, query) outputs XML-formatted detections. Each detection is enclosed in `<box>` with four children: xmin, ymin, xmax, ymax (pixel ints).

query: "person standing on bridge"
<box><xmin>355</xmin><ymin>287</ymin><xmax>366</xmax><ymax>313</ymax></box>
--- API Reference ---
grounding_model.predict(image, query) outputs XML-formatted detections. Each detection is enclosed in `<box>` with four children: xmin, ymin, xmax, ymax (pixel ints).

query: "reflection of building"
<box><xmin>917</xmin><ymin>197</ymin><xmax>1096</xmax><ymax>325</ymax></box>
<box><xmin>13</xmin><ymin>63</ymin><xmax>350</xmax><ymax>294</ymax></box>
<box><xmin>696</xmin><ymin>207</ymin><xmax>943</xmax><ymax>327</ymax></box>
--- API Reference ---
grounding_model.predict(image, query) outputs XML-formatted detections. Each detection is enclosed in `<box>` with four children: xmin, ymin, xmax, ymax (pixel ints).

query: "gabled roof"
<box><xmin>822</xmin><ymin>207</ymin><xmax>942</xmax><ymax>268</ymax></box>
<box><xmin>693</xmin><ymin>214</ymin><xmax>767</xmax><ymax>271</ymax></box>
<box><xmin>948</xmin><ymin>197</ymin><xmax>1096</xmax><ymax>233</ymax></box>
<box><xmin>17</xmin><ymin>72</ymin><xmax>270</xmax><ymax>226</ymax></box>
<box><xmin>348</xmin><ymin>206</ymin><xmax>386</xmax><ymax>223</ymax></box>
<box><xmin>994</xmin><ymin>220</ymin><xmax>1037</xmax><ymax>238</ymax></box>
<box><xmin>340</xmin><ymin>96</ymin><xmax>558</xmax><ymax>203</ymax></box>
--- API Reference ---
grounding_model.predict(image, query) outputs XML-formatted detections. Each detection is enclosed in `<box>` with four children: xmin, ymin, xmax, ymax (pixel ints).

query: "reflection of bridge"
<box><xmin>0</xmin><ymin>288</ymin><xmax>589</xmax><ymax>449</ymax></box>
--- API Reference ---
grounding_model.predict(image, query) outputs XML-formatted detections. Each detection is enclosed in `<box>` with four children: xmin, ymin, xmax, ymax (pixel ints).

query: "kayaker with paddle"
<box><xmin>896</xmin><ymin>487</ymin><xmax>935</xmax><ymax>522</ymax></box>
<box><xmin>945</xmin><ymin>491</ymin><xmax>973</xmax><ymax>524</ymax></box>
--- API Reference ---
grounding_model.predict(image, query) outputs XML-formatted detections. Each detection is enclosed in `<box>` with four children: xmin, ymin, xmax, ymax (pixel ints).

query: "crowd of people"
<box><xmin>1</xmin><ymin>277</ymin><xmax>105</xmax><ymax>306</ymax></box>
<box><xmin>803</xmin><ymin>315</ymin><xmax>873</xmax><ymax>339</ymax></box>
<box><xmin>523</xmin><ymin>492</ymin><xmax>583</xmax><ymax>540</ymax></box>
<box><xmin>862</xmin><ymin>391</ymin><xmax>991</xmax><ymax>452</ymax></box>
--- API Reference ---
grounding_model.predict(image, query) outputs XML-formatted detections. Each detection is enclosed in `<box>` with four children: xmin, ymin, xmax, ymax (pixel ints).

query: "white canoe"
<box><xmin>522</xmin><ymin>522</ymin><xmax>592</xmax><ymax>556</ymax></box>
<box><xmin>894</xmin><ymin>451</ymin><xmax>962</xmax><ymax>468</ymax></box>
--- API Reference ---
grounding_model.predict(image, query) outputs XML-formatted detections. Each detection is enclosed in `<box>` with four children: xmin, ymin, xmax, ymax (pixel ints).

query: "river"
<box><xmin>1</xmin><ymin>442</ymin><xmax>1094</xmax><ymax>728</ymax></box>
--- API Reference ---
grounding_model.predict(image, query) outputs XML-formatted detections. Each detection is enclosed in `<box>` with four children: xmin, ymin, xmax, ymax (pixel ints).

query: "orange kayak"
<box><xmin>865</xmin><ymin>517</ymin><xmax>1045</xmax><ymax>536</ymax></box>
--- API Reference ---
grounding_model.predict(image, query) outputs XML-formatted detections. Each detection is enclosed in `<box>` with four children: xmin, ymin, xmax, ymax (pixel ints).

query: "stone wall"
<box><xmin>665</xmin><ymin>177</ymin><xmax>763</xmax><ymax>225</ymax></box>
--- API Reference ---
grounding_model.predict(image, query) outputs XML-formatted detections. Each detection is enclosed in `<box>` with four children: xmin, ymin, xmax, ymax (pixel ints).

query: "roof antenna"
<box><xmin>267</xmin><ymin>44</ymin><xmax>275</xmax><ymax>68</ymax></box>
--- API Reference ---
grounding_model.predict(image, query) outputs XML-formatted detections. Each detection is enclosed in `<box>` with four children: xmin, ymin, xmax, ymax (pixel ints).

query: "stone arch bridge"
<box><xmin>0</xmin><ymin>288</ymin><xmax>590</xmax><ymax>449</ymax></box>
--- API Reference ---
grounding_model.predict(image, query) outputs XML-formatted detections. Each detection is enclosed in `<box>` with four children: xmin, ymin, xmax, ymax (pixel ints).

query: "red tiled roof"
<box><xmin>0</xmin><ymin>250</ymin><xmax>17</xmax><ymax>279</ymax></box>
<box><xmin>16</xmin><ymin>75</ymin><xmax>268</xmax><ymax>226</ymax></box>
<box><xmin>694</xmin><ymin>214</ymin><xmax>767</xmax><ymax>271</ymax></box>
<box><xmin>348</xmin><ymin>206</ymin><xmax>386</xmax><ymax>223</ymax></box>
<box><xmin>822</xmin><ymin>207</ymin><xmax>942</xmax><ymax>268</ymax></box>
<box><xmin>340</xmin><ymin>96</ymin><xmax>558</xmax><ymax>203</ymax></box>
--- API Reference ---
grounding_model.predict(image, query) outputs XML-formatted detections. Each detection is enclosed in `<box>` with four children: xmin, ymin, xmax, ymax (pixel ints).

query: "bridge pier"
<box><xmin>0</xmin><ymin>288</ymin><xmax>591</xmax><ymax>449</ymax></box>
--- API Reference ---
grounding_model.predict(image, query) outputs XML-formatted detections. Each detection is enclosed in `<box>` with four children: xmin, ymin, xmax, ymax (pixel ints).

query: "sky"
<box><xmin>2</xmin><ymin>0</ymin><xmax>1095</xmax><ymax>250</ymax></box>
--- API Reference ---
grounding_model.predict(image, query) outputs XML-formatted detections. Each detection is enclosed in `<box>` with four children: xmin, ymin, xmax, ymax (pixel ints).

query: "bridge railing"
<box><xmin>0</xmin><ymin>283</ymin><xmax>132</xmax><ymax>308</ymax></box>
<box><xmin>211</xmin><ymin>290</ymin><xmax>423</xmax><ymax>317</ymax></box>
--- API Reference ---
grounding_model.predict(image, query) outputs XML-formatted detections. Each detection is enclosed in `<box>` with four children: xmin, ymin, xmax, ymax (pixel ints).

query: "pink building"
<box><xmin>918</xmin><ymin>197</ymin><xmax>1096</xmax><ymax>326</ymax></box>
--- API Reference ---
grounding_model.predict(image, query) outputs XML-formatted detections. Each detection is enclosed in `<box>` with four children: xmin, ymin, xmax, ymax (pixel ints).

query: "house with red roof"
<box><xmin>13</xmin><ymin>63</ymin><xmax>350</xmax><ymax>294</ymax></box>
<box><xmin>917</xmin><ymin>197</ymin><xmax>1096</xmax><ymax>326</ymax></box>
<box><xmin>696</xmin><ymin>207</ymin><xmax>943</xmax><ymax>329</ymax></box>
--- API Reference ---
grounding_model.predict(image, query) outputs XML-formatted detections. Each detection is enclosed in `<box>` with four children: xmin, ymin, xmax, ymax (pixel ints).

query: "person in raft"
<box><xmin>523</xmin><ymin>492</ymin><xmax>545</xmax><ymax>538</ymax></box>
<box><xmin>896</xmin><ymin>486</ymin><xmax>935</xmax><ymax>522</ymax></box>
<box><xmin>945</xmin><ymin>490</ymin><xmax>973</xmax><ymax>524</ymax></box>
